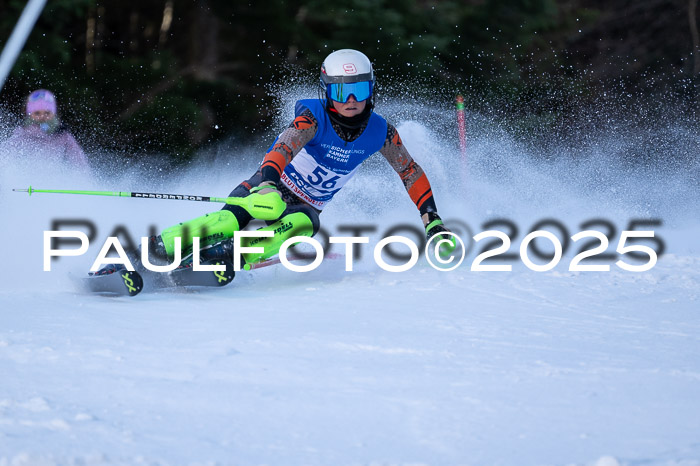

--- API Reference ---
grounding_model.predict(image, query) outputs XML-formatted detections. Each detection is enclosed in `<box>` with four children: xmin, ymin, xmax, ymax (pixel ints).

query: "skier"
<box><xmin>99</xmin><ymin>49</ymin><xmax>453</xmax><ymax>278</ymax></box>
<box><xmin>1</xmin><ymin>89</ymin><xmax>90</xmax><ymax>171</ymax></box>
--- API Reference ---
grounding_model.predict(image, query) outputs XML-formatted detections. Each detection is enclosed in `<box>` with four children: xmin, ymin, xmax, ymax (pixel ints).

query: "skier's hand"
<box><xmin>249</xmin><ymin>181</ymin><xmax>286</xmax><ymax>218</ymax></box>
<box><xmin>423</xmin><ymin>212</ymin><xmax>456</xmax><ymax>257</ymax></box>
<box><xmin>250</xmin><ymin>181</ymin><xmax>282</xmax><ymax>197</ymax></box>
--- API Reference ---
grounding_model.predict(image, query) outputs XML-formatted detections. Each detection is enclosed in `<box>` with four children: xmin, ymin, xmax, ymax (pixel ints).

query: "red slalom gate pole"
<box><xmin>455</xmin><ymin>95</ymin><xmax>467</xmax><ymax>186</ymax></box>
<box><xmin>455</xmin><ymin>95</ymin><xmax>467</xmax><ymax>159</ymax></box>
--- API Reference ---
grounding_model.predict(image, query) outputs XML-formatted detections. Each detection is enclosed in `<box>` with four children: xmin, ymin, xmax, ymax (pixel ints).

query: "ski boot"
<box><xmin>186</xmin><ymin>211</ymin><xmax>316</xmax><ymax>270</ymax></box>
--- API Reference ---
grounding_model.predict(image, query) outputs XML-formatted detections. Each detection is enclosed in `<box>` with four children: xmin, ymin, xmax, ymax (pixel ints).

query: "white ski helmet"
<box><xmin>320</xmin><ymin>49</ymin><xmax>375</xmax><ymax>103</ymax></box>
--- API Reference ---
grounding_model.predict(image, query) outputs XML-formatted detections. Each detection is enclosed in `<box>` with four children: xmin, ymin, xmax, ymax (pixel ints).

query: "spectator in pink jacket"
<box><xmin>1</xmin><ymin>89</ymin><xmax>90</xmax><ymax>171</ymax></box>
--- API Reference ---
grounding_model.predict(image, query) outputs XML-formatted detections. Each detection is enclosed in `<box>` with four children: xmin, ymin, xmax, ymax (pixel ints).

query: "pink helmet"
<box><xmin>26</xmin><ymin>89</ymin><xmax>57</xmax><ymax>115</ymax></box>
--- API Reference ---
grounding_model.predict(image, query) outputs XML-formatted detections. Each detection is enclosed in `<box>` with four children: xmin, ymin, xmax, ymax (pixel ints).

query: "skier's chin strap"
<box><xmin>325</xmin><ymin>101</ymin><xmax>373</xmax><ymax>130</ymax></box>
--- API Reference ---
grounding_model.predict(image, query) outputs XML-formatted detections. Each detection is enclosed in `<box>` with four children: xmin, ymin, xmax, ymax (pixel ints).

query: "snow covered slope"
<box><xmin>1</xmin><ymin>109</ymin><xmax>699</xmax><ymax>465</ymax></box>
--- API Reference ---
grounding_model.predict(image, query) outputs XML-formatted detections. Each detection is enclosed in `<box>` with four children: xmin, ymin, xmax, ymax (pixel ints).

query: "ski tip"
<box><xmin>82</xmin><ymin>269</ymin><xmax>144</xmax><ymax>297</ymax></box>
<box><xmin>168</xmin><ymin>258</ymin><xmax>235</xmax><ymax>288</ymax></box>
<box><xmin>121</xmin><ymin>270</ymin><xmax>144</xmax><ymax>296</ymax></box>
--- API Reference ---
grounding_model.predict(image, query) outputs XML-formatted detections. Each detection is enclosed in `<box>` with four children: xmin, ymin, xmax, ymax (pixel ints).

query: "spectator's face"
<box><xmin>29</xmin><ymin>110</ymin><xmax>55</xmax><ymax>122</ymax></box>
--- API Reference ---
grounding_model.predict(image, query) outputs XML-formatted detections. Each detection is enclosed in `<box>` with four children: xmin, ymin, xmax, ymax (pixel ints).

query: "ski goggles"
<box><xmin>326</xmin><ymin>81</ymin><xmax>373</xmax><ymax>103</ymax></box>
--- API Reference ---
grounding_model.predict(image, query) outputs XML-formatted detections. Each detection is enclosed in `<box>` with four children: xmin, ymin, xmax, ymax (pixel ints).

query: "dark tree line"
<box><xmin>0</xmin><ymin>0</ymin><xmax>698</xmax><ymax>160</ymax></box>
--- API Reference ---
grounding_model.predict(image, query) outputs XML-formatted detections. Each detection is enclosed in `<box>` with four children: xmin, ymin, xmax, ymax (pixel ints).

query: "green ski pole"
<box><xmin>12</xmin><ymin>185</ymin><xmax>286</xmax><ymax>220</ymax></box>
